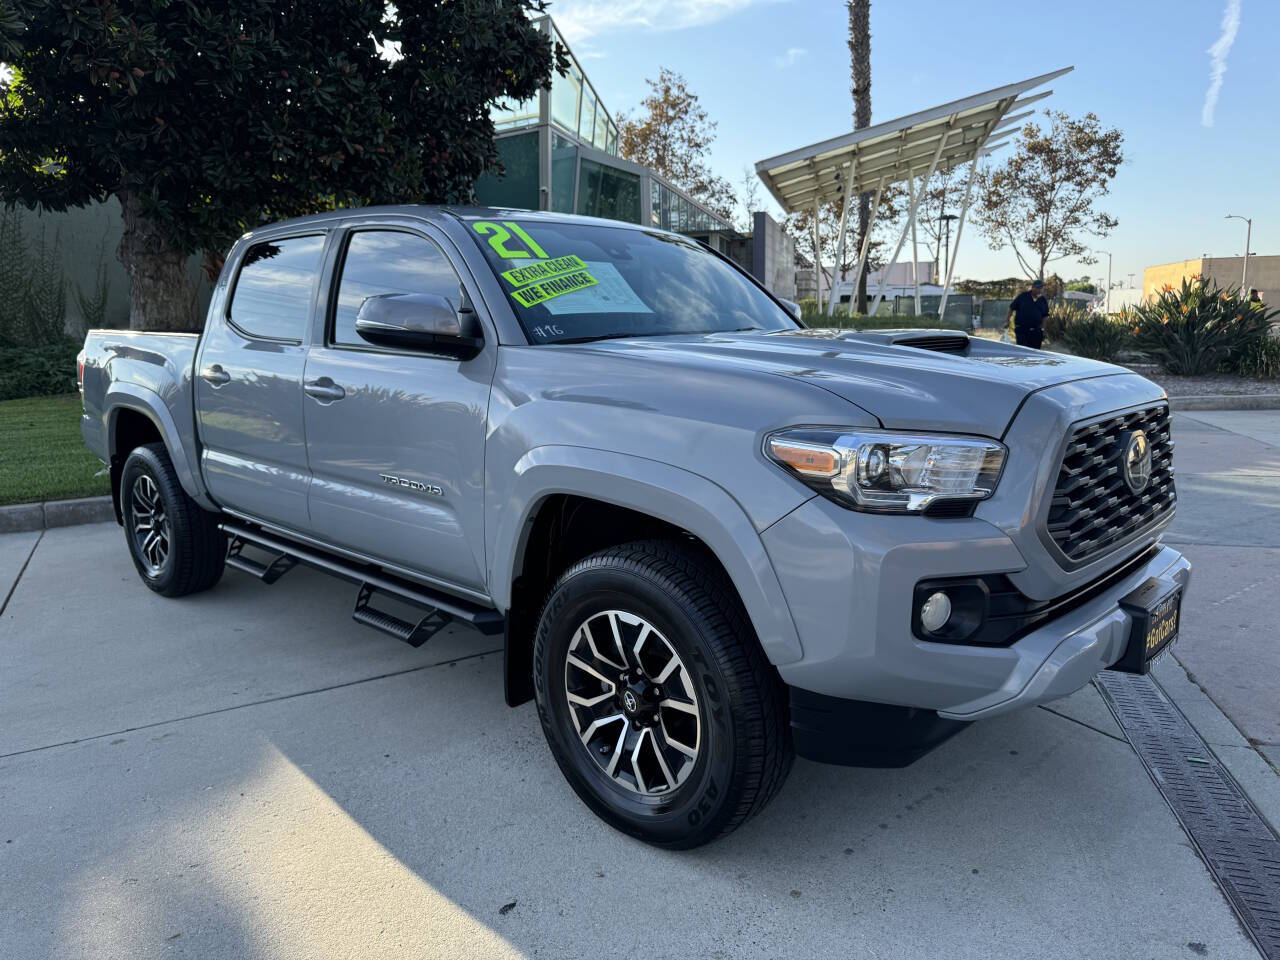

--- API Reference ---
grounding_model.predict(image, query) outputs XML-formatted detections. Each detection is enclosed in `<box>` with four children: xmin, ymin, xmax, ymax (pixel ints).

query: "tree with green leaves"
<box><xmin>0</xmin><ymin>1</ymin><xmax>558</xmax><ymax>330</ymax></box>
<box><xmin>974</xmin><ymin>111</ymin><xmax>1123</xmax><ymax>282</ymax></box>
<box><xmin>617</xmin><ymin>69</ymin><xmax>735</xmax><ymax>221</ymax></box>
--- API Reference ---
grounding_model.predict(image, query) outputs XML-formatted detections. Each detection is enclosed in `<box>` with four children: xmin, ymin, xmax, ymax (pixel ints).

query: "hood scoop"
<box><xmin>838</xmin><ymin>329</ymin><xmax>971</xmax><ymax>354</ymax></box>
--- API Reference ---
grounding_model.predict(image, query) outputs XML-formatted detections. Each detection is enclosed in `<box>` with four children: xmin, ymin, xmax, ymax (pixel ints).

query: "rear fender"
<box><xmin>105</xmin><ymin>383</ymin><xmax>214</xmax><ymax>510</ymax></box>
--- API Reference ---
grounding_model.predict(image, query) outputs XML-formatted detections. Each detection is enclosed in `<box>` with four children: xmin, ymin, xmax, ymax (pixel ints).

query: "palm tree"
<box><xmin>847</xmin><ymin>1</ymin><xmax>871</xmax><ymax>312</ymax></box>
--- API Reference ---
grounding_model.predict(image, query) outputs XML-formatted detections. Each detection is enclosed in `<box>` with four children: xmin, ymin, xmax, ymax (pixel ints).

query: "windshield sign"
<box><xmin>467</xmin><ymin>219</ymin><xmax>798</xmax><ymax>344</ymax></box>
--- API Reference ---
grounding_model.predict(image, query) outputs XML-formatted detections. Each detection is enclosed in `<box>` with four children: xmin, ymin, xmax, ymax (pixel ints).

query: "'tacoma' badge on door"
<box><xmin>379</xmin><ymin>474</ymin><xmax>444</xmax><ymax>496</ymax></box>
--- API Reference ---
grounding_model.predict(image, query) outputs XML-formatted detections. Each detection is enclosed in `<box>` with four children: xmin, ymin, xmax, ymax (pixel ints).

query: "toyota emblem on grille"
<box><xmin>1123</xmin><ymin>429</ymin><xmax>1153</xmax><ymax>494</ymax></box>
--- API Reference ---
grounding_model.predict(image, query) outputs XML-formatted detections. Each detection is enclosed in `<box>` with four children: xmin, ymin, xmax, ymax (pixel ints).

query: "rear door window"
<box><xmin>228</xmin><ymin>235</ymin><xmax>326</xmax><ymax>341</ymax></box>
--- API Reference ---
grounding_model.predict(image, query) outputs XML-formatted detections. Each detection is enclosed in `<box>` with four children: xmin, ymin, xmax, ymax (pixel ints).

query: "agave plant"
<box><xmin>1133</xmin><ymin>276</ymin><xmax>1274</xmax><ymax>375</ymax></box>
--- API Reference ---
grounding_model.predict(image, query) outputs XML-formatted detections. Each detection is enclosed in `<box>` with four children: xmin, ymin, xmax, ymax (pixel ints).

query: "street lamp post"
<box><xmin>1095</xmin><ymin>250</ymin><xmax>1112</xmax><ymax>313</ymax></box>
<box><xmin>1225</xmin><ymin>214</ymin><xmax>1252</xmax><ymax>289</ymax></box>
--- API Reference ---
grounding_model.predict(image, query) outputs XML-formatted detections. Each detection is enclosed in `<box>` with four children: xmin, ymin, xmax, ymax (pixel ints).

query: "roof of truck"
<box><xmin>240</xmin><ymin>205</ymin><xmax>653</xmax><ymax>238</ymax></box>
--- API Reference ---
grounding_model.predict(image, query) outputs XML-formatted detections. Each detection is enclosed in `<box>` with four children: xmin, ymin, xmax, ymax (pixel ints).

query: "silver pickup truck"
<box><xmin>79</xmin><ymin>206</ymin><xmax>1188</xmax><ymax>847</ymax></box>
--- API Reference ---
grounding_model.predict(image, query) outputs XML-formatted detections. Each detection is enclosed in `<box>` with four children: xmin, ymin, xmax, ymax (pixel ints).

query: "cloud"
<box><xmin>1201</xmin><ymin>0</ymin><xmax>1241</xmax><ymax>127</ymax></box>
<box><xmin>772</xmin><ymin>47</ymin><xmax>806</xmax><ymax>69</ymax></box>
<box><xmin>551</xmin><ymin>0</ymin><xmax>777</xmax><ymax>45</ymax></box>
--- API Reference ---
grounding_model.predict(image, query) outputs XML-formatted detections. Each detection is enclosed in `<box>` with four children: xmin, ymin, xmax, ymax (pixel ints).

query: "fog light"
<box><xmin>920</xmin><ymin>591</ymin><xmax>952</xmax><ymax>633</ymax></box>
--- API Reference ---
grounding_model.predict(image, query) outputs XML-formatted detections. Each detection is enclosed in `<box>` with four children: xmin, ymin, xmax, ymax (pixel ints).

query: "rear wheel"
<box><xmin>120</xmin><ymin>443</ymin><xmax>225</xmax><ymax>597</ymax></box>
<box><xmin>533</xmin><ymin>539</ymin><xmax>792</xmax><ymax>848</ymax></box>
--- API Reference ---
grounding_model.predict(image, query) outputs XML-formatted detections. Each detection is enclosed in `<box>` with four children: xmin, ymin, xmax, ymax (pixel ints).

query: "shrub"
<box><xmin>1132</xmin><ymin>276</ymin><xmax>1274</xmax><ymax>375</ymax></box>
<box><xmin>0</xmin><ymin>339</ymin><xmax>81</xmax><ymax>401</ymax></box>
<box><xmin>1236</xmin><ymin>335</ymin><xmax>1280</xmax><ymax>380</ymax></box>
<box><xmin>0</xmin><ymin>208</ymin><xmax>68</xmax><ymax>347</ymax></box>
<box><xmin>1060</xmin><ymin>312</ymin><xmax>1133</xmax><ymax>362</ymax></box>
<box><xmin>1044</xmin><ymin>302</ymin><xmax>1085</xmax><ymax>343</ymax></box>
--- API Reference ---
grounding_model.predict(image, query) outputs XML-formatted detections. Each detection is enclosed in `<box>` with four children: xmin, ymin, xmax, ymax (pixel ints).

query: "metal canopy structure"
<box><xmin>755</xmin><ymin>66</ymin><xmax>1073</xmax><ymax>319</ymax></box>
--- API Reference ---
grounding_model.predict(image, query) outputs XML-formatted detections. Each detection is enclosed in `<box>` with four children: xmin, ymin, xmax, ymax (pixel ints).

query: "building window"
<box><xmin>576</xmin><ymin>158</ymin><xmax>641</xmax><ymax>224</ymax></box>
<box><xmin>550</xmin><ymin>57</ymin><xmax>582</xmax><ymax>135</ymax></box>
<box><xmin>491</xmin><ymin>95</ymin><xmax>538</xmax><ymax>132</ymax></box>
<box><xmin>473</xmin><ymin>132</ymin><xmax>539</xmax><ymax>210</ymax></box>
<box><xmin>578</xmin><ymin>88</ymin><xmax>597</xmax><ymax>143</ymax></box>
<box><xmin>593</xmin><ymin>106</ymin><xmax>609</xmax><ymax>151</ymax></box>
<box><xmin>551</xmin><ymin>133</ymin><xmax>577</xmax><ymax>214</ymax></box>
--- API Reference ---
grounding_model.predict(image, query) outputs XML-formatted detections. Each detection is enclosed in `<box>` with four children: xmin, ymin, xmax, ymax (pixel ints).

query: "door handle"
<box><xmin>304</xmin><ymin>378</ymin><xmax>346</xmax><ymax>402</ymax></box>
<box><xmin>200</xmin><ymin>364</ymin><xmax>231</xmax><ymax>386</ymax></box>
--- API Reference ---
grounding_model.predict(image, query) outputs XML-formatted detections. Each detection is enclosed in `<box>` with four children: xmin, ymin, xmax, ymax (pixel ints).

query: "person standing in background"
<box><xmin>1009</xmin><ymin>278</ymin><xmax>1049</xmax><ymax>348</ymax></box>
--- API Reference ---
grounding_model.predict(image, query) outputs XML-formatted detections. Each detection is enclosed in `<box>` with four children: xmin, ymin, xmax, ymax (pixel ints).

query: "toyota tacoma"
<box><xmin>78</xmin><ymin>207</ymin><xmax>1188</xmax><ymax>847</ymax></box>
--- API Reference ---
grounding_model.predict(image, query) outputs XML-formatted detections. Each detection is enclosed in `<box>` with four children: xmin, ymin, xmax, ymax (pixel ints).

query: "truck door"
<box><xmin>301</xmin><ymin>224</ymin><xmax>494</xmax><ymax>594</ymax></box>
<box><xmin>195</xmin><ymin>232</ymin><xmax>326</xmax><ymax>530</ymax></box>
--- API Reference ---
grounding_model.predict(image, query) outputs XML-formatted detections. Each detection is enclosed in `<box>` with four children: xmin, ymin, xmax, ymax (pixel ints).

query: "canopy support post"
<box><xmin>851</xmin><ymin>175</ymin><xmax>887</xmax><ymax>317</ymax></box>
<box><xmin>937</xmin><ymin>155</ymin><xmax>982</xmax><ymax>324</ymax></box>
<box><xmin>908</xmin><ymin>175</ymin><xmax>921</xmax><ymax>315</ymax></box>
<box><xmin>869</xmin><ymin>121</ymin><xmax>952</xmax><ymax>316</ymax></box>
<box><xmin>812</xmin><ymin>199</ymin><xmax>823</xmax><ymax>315</ymax></box>
<box><xmin>827</xmin><ymin>155</ymin><xmax>859</xmax><ymax>318</ymax></box>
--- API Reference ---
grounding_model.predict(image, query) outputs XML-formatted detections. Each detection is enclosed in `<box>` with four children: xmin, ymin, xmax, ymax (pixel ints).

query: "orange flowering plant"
<box><xmin>1133</xmin><ymin>276</ymin><xmax>1274</xmax><ymax>375</ymax></box>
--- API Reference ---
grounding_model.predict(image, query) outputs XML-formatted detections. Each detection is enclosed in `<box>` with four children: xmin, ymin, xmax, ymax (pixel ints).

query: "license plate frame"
<box><xmin>1113</xmin><ymin>577</ymin><xmax>1182</xmax><ymax>675</ymax></box>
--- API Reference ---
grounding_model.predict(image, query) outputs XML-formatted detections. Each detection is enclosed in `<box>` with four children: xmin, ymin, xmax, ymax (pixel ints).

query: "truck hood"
<box><xmin>576</xmin><ymin>329</ymin><xmax>1134</xmax><ymax>438</ymax></box>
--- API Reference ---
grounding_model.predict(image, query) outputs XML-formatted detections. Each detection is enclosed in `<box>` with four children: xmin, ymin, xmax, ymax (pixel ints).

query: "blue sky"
<box><xmin>551</xmin><ymin>0</ymin><xmax>1279</xmax><ymax>286</ymax></box>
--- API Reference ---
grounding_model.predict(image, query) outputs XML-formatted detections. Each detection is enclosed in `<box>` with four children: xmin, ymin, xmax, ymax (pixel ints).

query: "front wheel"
<box><xmin>533</xmin><ymin>540</ymin><xmax>792</xmax><ymax>848</ymax></box>
<box><xmin>120</xmin><ymin>443</ymin><xmax>226</xmax><ymax>597</ymax></box>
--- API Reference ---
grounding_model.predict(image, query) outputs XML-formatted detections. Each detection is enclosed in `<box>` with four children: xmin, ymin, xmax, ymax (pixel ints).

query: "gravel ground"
<box><xmin>1122</xmin><ymin>363</ymin><xmax>1280</xmax><ymax>396</ymax></box>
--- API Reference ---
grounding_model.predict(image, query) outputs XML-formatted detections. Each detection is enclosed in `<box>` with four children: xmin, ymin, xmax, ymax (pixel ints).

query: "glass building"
<box><xmin>475</xmin><ymin>17</ymin><xmax>735</xmax><ymax>251</ymax></box>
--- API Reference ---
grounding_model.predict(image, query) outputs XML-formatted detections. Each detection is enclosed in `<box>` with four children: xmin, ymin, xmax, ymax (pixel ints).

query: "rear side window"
<box><xmin>332</xmin><ymin>230</ymin><xmax>463</xmax><ymax>346</ymax></box>
<box><xmin>228</xmin><ymin>235</ymin><xmax>325</xmax><ymax>341</ymax></box>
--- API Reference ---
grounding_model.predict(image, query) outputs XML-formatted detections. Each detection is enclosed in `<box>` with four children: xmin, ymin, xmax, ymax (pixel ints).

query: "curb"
<box><xmin>1153</xmin><ymin>656</ymin><xmax>1280</xmax><ymax>835</ymax></box>
<box><xmin>0</xmin><ymin>496</ymin><xmax>115</xmax><ymax>534</ymax></box>
<box><xmin>1169</xmin><ymin>394</ymin><xmax>1280</xmax><ymax>411</ymax></box>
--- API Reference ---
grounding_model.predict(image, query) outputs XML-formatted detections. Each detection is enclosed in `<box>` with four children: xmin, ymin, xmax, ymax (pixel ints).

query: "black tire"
<box><xmin>120</xmin><ymin>443</ymin><xmax>226</xmax><ymax>597</ymax></box>
<box><xmin>533</xmin><ymin>539</ymin><xmax>793</xmax><ymax>848</ymax></box>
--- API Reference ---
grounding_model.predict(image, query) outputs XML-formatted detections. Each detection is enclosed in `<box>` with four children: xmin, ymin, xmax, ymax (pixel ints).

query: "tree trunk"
<box><xmin>848</xmin><ymin>0</ymin><xmax>872</xmax><ymax>313</ymax></box>
<box><xmin>117</xmin><ymin>190</ymin><xmax>196</xmax><ymax>331</ymax></box>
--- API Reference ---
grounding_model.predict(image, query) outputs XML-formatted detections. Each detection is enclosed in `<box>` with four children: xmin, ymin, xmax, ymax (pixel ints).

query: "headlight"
<box><xmin>765</xmin><ymin>427</ymin><xmax>1006</xmax><ymax>514</ymax></box>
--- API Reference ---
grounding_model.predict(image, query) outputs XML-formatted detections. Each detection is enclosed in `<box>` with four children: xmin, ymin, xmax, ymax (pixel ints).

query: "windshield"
<box><xmin>465</xmin><ymin>218</ymin><xmax>799</xmax><ymax>344</ymax></box>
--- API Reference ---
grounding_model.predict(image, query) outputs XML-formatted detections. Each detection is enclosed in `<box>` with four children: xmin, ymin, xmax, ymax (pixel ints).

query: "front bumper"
<box><xmin>761</xmin><ymin>494</ymin><xmax>1191</xmax><ymax>721</ymax></box>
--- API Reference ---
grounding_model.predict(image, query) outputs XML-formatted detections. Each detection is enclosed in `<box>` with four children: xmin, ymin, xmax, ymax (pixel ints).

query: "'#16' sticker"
<box><xmin>510</xmin><ymin>270</ymin><xmax>598</xmax><ymax>308</ymax></box>
<box><xmin>472</xmin><ymin>220</ymin><xmax>548</xmax><ymax>260</ymax></box>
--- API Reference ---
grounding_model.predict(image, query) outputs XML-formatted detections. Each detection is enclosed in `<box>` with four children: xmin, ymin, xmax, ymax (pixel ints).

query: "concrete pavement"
<box><xmin>1166</xmin><ymin>412</ymin><xmax>1280</xmax><ymax>767</ymax></box>
<box><xmin>1</xmin><ymin>520</ymin><xmax>1269</xmax><ymax>960</ymax></box>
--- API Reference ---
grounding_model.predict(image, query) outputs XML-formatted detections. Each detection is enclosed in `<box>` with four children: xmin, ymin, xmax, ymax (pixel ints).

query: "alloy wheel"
<box><xmin>563</xmin><ymin>609</ymin><xmax>701</xmax><ymax>795</ymax></box>
<box><xmin>131</xmin><ymin>473</ymin><xmax>170</xmax><ymax>575</ymax></box>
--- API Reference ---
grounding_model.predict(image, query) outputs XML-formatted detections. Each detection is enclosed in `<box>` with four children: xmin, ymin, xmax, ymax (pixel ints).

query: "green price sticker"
<box><xmin>510</xmin><ymin>270</ymin><xmax>598</xmax><ymax>308</ymax></box>
<box><xmin>472</xmin><ymin>220</ymin><xmax>549</xmax><ymax>260</ymax></box>
<box><xmin>501</xmin><ymin>255</ymin><xmax>589</xmax><ymax>289</ymax></box>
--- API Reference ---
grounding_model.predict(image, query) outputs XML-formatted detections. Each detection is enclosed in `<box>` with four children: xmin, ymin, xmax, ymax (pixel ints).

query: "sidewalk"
<box><xmin>1166</xmin><ymin>411</ymin><xmax>1280</xmax><ymax>773</ymax></box>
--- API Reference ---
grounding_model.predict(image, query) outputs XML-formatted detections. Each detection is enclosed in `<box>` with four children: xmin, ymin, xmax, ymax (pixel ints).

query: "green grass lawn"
<box><xmin>0</xmin><ymin>393</ymin><xmax>111</xmax><ymax>506</ymax></box>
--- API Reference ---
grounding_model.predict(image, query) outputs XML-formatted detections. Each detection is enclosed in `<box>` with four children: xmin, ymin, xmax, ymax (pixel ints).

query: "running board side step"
<box><xmin>225</xmin><ymin>538</ymin><xmax>298</xmax><ymax>584</ymax></box>
<box><xmin>219</xmin><ymin>521</ymin><xmax>504</xmax><ymax>638</ymax></box>
<box><xmin>352</xmin><ymin>583</ymin><xmax>451</xmax><ymax>648</ymax></box>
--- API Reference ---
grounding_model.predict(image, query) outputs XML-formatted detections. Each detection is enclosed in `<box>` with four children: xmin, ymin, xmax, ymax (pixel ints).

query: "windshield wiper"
<box><xmin>551</xmin><ymin>332</ymin><xmax>650</xmax><ymax>345</ymax></box>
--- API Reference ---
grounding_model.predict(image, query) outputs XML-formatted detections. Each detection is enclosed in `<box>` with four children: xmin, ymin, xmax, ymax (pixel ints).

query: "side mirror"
<box><xmin>778</xmin><ymin>298</ymin><xmax>801</xmax><ymax>320</ymax></box>
<box><xmin>354</xmin><ymin>293</ymin><xmax>484</xmax><ymax>359</ymax></box>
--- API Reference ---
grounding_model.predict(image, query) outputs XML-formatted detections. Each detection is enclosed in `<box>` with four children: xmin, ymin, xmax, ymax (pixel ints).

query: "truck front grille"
<box><xmin>1045</xmin><ymin>403</ymin><xmax>1175</xmax><ymax>564</ymax></box>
